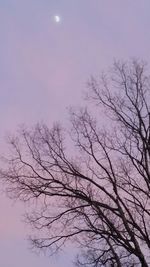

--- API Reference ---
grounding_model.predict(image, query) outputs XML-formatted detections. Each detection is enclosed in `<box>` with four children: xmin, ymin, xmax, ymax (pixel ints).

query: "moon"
<box><xmin>54</xmin><ymin>15</ymin><xmax>61</xmax><ymax>23</ymax></box>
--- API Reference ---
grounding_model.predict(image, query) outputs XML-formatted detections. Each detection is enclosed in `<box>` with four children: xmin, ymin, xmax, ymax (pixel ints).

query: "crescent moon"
<box><xmin>54</xmin><ymin>15</ymin><xmax>61</xmax><ymax>23</ymax></box>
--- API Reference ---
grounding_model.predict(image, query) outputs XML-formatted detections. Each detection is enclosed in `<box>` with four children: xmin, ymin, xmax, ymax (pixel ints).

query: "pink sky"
<box><xmin>1</xmin><ymin>0</ymin><xmax>150</xmax><ymax>266</ymax></box>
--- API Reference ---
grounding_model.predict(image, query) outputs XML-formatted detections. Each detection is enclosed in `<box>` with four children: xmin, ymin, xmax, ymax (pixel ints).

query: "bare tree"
<box><xmin>1</xmin><ymin>60</ymin><xmax>150</xmax><ymax>266</ymax></box>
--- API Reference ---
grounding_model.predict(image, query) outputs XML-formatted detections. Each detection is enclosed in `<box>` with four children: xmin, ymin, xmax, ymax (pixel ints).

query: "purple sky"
<box><xmin>1</xmin><ymin>0</ymin><xmax>150</xmax><ymax>266</ymax></box>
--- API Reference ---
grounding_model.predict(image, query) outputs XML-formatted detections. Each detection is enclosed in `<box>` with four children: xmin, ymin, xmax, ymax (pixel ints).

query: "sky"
<box><xmin>1</xmin><ymin>0</ymin><xmax>150</xmax><ymax>266</ymax></box>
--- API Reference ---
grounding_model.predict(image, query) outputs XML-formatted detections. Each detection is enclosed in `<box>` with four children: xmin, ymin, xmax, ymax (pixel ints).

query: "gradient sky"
<box><xmin>1</xmin><ymin>0</ymin><xmax>150</xmax><ymax>266</ymax></box>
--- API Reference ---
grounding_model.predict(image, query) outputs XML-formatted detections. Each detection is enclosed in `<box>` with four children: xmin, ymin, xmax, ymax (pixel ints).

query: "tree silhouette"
<box><xmin>1</xmin><ymin>60</ymin><xmax>150</xmax><ymax>266</ymax></box>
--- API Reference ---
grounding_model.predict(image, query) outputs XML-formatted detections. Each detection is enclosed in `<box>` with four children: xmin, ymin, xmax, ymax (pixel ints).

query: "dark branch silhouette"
<box><xmin>1</xmin><ymin>60</ymin><xmax>150</xmax><ymax>266</ymax></box>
